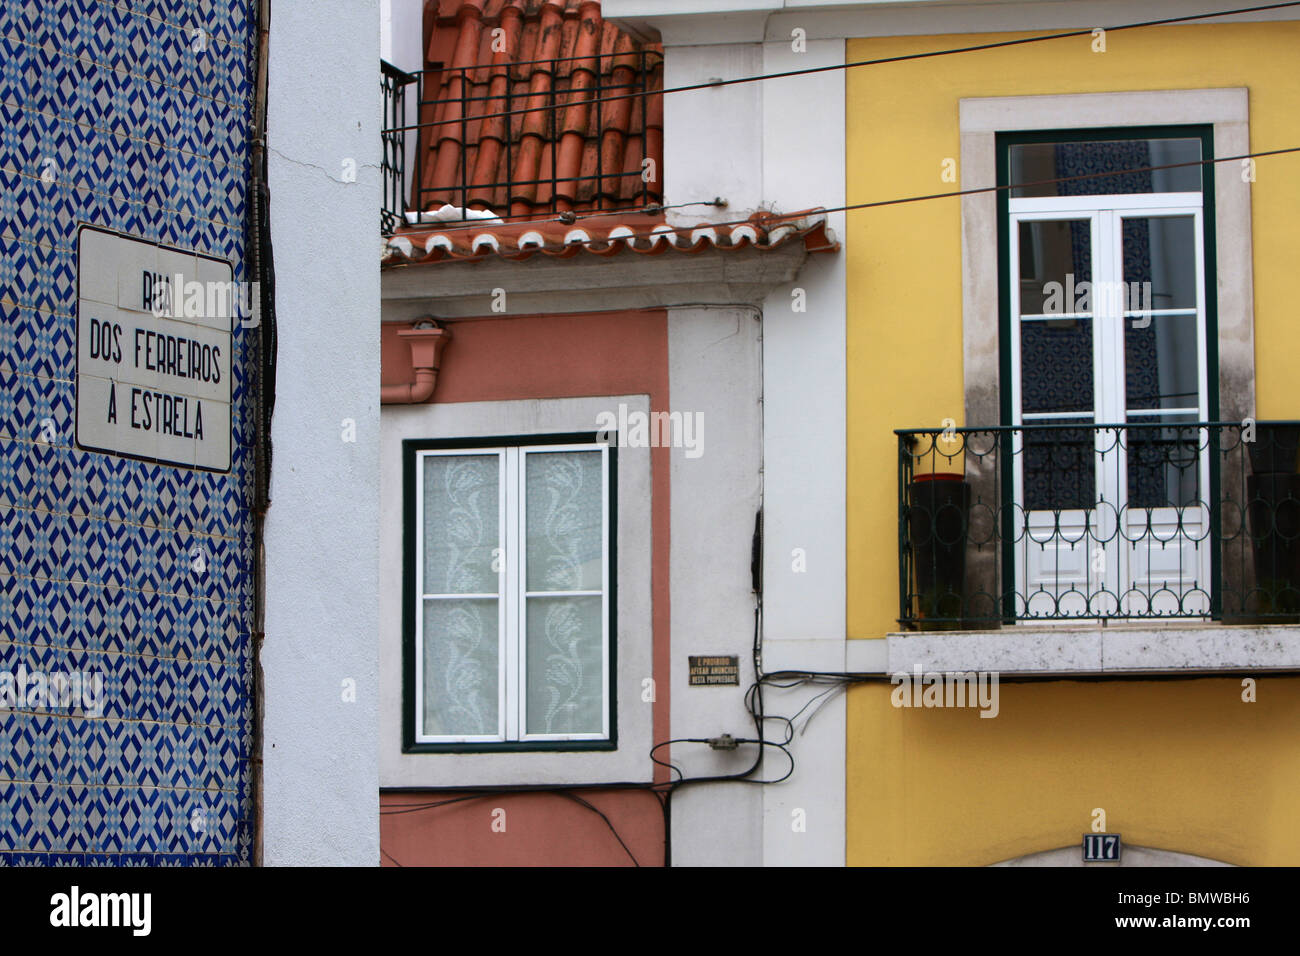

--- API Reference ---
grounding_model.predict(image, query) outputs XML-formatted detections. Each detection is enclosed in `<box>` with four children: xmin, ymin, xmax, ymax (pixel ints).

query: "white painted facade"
<box><xmin>609</xmin><ymin>0</ymin><xmax>1300</xmax><ymax>46</ymax></box>
<box><xmin>664</xmin><ymin>306</ymin><xmax>765</xmax><ymax>867</ymax></box>
<box><xmin>380</xmin><ymin>0</ymin><xmax>423</xmax><ymax>73</ymax></box>
<box><xmin>262</xmin><ymin>0</ymin><xmax>382</xmax><ymax>865</ymax></box>
<box><xmin>608</xmin><ymin>3</ymin><xmax>850</xmax><ymax>867</ymax></box>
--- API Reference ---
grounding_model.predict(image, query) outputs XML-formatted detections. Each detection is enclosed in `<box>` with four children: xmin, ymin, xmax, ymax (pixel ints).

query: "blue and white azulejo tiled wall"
<box><xmin>0</xmin><ymin>0</ymin><xmax>256</xmax><ymax>865</ymax></box>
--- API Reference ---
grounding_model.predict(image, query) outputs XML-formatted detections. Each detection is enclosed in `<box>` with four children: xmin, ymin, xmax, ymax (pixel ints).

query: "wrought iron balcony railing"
<box><xmin>380</xmin><ymin>49</ymin><xmax>664</xmax><ymax>236</ymax></box>
<box><xmin>897</xmin><ymin>421</ymin><xmax>1300</xmax><ymax>628</ymax></box>
<box><xmin>381</xmin><ymin>60</ymin><xmax>418</xmax><ymax>236</ymax></box>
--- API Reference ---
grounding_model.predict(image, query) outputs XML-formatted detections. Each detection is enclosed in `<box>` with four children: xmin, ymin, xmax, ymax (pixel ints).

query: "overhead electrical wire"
<box><xmin>385</xmin><ymin>0</ymin><xmax>1300</xmax><ymax>135</ymax></box>
<box><xmin>383</xmin><ymin>0</ymin><xmax>1300</xmax><ymax>233</ymax></box>
<box><xmin>385</xmin><ymin>144</ymin><xmax>1300</xmax><ymax>261</ymax></box>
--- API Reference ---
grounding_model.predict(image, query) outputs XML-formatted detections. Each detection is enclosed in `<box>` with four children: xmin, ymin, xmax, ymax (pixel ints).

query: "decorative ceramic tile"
<box><xmin>0</xmin><ymin>0</ymin><xmax>255</xmax><ymax>865</ymax></box>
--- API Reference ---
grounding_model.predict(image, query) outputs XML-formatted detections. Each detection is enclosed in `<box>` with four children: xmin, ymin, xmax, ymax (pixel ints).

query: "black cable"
<box><xmin>785</xmin><ymin>681</ymin><xmax>846</xmax><ymax>731</ymax></box>
<box><xmin>648</xmin><ymin>603</ymin><xmax>798</xmax><ymax>789</ymax></box>
<box><xmin>386</xmin><ymin>145</ymin><xmax>1300</xmax><ymax>257</ymax></box>
<box><xmin>661</xmin><ymin>788</ymin><xmax>672</xmax><ymax>867</ymax></box>
<box><xmin>380</xmin><ymin>792</ymin><xmax>495</xmax><ymax>815</ymax></box>
<box><xmin>558</xmin><ymin>792</ymin><xmax>640</xmax><ymax>867</ymax></box>
<box><xmin>648</xmin><ymin>739</ymin><xmax>687</xmax><ymax>783</ymax></box>
<box><xmin>377</xmin><ymin>601</ymin><xmax>799</xmax><ymax>866</ymax></box>
<box><xmin>381</xmin><ymin>787</ymin><xmax>660</xmax><ymax>866</ymax></box>
<box><xmin>245</xmin><ymin>0</ymin><xmax>273</xmax><ymax>869</ymax></box>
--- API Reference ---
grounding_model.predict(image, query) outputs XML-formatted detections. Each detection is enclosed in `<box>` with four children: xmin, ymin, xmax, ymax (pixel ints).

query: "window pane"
<box><xmin>1021</xmin><ymin>319</ymin><xmax>1093</xmax><ymax>414</ymax></box>
<box><xmin>1018</xmin><ymin>219</ymin><xmax>1091</xmax><ymax>314</ymax></box>
<box><xmin>526</xmin><ymin>596</ymin><xmax>603</xmax><ymax>735</ymax></box>
<box><xmin>1125</xmin><ymin>313</ymin><xmax>1199</xmax><ymax>412</ymax></box>
<box><xmin>1019</xmin><ymin>219</ymin><xmax>1094</xmax><ymax>416</ymax></box>
<box><xmin>422</xmin><ymin>454</ymin><xmax>499</xmax><ymax>595</ymax></box>
<box><xmin>422</xmin><ymin>598</ymin><xmax>499</xmax><ymax>736</ymax></box>
<box><xmin>1126</xmin><ymin>418</ymin><xmax>1201</xmax><ymax>509</ymax></box>
<box><xmin>1022</xmin><ymin>421</ymin><xmax>1096</xmax><ymax>512</ymax></box>
<box><xmin>1010</xmin><ymin>138</ymin><xmax>1201</xmax><ymax>198</ymax></box>
<box><xmin>1122</xmin><ymin>215</ymin><xmax>1197</xmax><ymax>311</ymax></box>
<box><xmin>526</xmin><ymin>450</ymin><xmax>604</xmax><ymax>592</ymax></box>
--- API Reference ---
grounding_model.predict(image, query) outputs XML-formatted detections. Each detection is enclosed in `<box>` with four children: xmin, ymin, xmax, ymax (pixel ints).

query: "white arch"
<box><xmin>992</xmin><ymin>845</ymin><xmax>1234</xmax><ymax>867</ymax></box>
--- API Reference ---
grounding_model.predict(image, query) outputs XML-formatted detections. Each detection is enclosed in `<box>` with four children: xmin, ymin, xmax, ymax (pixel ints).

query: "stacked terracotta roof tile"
<box><xmin>384</xmin><ymin>209</ymin><xmax>840</xmax><ymax>264</ymax></box>
<box><xmin>416</xmin><ymin>0</ymin><xmax>663</xmax><ymax>219</ymax></box>
<box><xmin>387</xmin><ymin>0</ymin><xmax>839</xmax><ymax>268</ymax></box>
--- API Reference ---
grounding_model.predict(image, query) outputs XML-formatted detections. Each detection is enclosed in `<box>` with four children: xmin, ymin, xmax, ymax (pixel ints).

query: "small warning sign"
<box><xmin>689</xmin><ymin>655</ymin><xmax>740</xmax><ymax>686</ymax></box>
<box><xmin>75</xmin><ymin>225</ymin><xmax>234</xmax><ymax>472</ymax></box>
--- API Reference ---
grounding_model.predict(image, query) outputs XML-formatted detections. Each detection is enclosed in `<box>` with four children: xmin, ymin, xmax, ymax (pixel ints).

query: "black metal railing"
<box><xmin>897</xmin><ymin>421</ymin><xmax>1300</xmax><ymax>628</ymax></box>
<box><xmin>381</xmin><ymin>60</ymin><xmax>418</xmax><ymax>235</ymax></box>
<box><xmin>380</xmin><ymin>50</ymin><xmax>664</xmax><ymax>235</ymax></box>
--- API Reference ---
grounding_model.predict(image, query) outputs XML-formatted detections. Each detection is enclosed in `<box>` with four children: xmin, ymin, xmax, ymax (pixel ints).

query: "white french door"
<box><xmin>1009</xmin><ymin>192</ymin><xmax>1210</xmax><ymax>619</ymax></box>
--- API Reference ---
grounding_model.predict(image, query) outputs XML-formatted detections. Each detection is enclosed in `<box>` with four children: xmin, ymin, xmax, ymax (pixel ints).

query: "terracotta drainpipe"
<box><xmin>381</xmin><ymin>322</ymin><xmax>452</xmax><ymax>404</ymax></box>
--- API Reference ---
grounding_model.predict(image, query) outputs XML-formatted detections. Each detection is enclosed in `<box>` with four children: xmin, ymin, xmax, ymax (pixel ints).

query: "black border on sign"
<box><xmin>74</xmin><ymin>223</ymin><xmax>235</xmax><ymax>474</ymax></box>
<box><xmin>688</xmin><ymin>654</ymin><xmax>740</xmax><ymax>686</ymax></box>
<box><xmin>1082</xmin><ymin>832</ymin><xmax>1123</xmax><ymax>863</ymax></box>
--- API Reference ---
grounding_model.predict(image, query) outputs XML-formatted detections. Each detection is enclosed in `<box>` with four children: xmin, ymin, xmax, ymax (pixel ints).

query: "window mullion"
<box><xmin>513</xmin><ymin>446</ymin><xmax>528</xmax><ymax>740</ymax></box>
<box><xmin>414</xmin><ymin>453</ymin><xmax>426</xmax><ymax>740</ymax></box>
<box><xmin>503</xmin><ymin>447</ymin><xmax>520</xmax><ymax>741</ymax></box>
<box><xmin>601</xmin><ymin>442</ymin><xmax>610</xmax><ymax>739</ymax></box>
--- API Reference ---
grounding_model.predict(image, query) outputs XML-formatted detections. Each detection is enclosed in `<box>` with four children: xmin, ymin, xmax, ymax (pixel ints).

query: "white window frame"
<box><xmin>1008</xmin><ymin>192</ymin><xmax>1210</xmax><ymax>430</ymax></box>
<box><xmin>413</xmin><ymin>441</ymin><xmax>611</xmax><ymax>745</ymax></box>
<box><xmin>1007</xmin><ymin>192</ymin><xmax>1212</xmax><ymax>617</ymax></box>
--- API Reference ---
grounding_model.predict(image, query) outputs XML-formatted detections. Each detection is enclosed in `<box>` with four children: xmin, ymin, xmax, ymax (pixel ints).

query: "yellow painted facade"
<box><xmin>845</xmin><ymin>23</ymin><xmax>1300</xmax><ymax>865</ymax></box>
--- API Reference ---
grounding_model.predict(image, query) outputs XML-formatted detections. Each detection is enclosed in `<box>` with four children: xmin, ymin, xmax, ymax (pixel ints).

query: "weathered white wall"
<box><xmin>640</xmin><ymin>16</ymin><xmax>849</xmax><ymax>866</ymax></box>
<box><xmin>667</xmin><ymin>306</ymin><xmax>765</xmax><ymax>867</ymax></box>
<box><xmin>263</xmin><ymin>0</ymin><xmax>381</xmax><ymax>865</ymax></box>
<box><xmin>380</xmin><ymin>0</ymin><xmax>423</xmax><ymax>69</ymax></box>
<box><xmin>757</xmin><ymin>36</ymin><xmax>847</xmax><ymax>868</ymax></box>
<box><xmin>380</xmin><ymin>0</ymin><xmax>423</xmax><ymax>208</ymax></box>
<box><xmin>657</xmin><ymin>58</ymin><xmax>769</xmax><ymax>859</ymax></box>
<box><xmin>662</xmin><ymin>45</ymin><xmax>764</xmax><ymax>222</ymax></box>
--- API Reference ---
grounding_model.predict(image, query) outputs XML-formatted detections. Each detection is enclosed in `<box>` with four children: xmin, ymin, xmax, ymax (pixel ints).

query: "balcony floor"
<box><xmin>884</xmin><ymin>621</ymin><xmax>1300</xmax><ymax>676</ymax></box>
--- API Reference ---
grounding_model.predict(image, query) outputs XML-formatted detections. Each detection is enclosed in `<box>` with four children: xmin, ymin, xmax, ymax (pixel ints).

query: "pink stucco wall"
<box><xmin>380</xmin><ymin>308</ymin><xmax>671</xmax><ymax>865</ymax></box>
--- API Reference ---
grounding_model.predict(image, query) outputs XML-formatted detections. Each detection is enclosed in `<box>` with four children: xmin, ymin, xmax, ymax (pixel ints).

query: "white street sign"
<box><xmin>76</xmin><ymin>225</ymin><xmax>234</xmax><ymax>472</ymax></box>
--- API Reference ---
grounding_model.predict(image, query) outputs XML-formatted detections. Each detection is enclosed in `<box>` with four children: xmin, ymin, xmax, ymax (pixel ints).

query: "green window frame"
<box><xmin>402</xmin><ymin>432</ymin><xmax>618</xmax><ymax>753</ymax></box>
